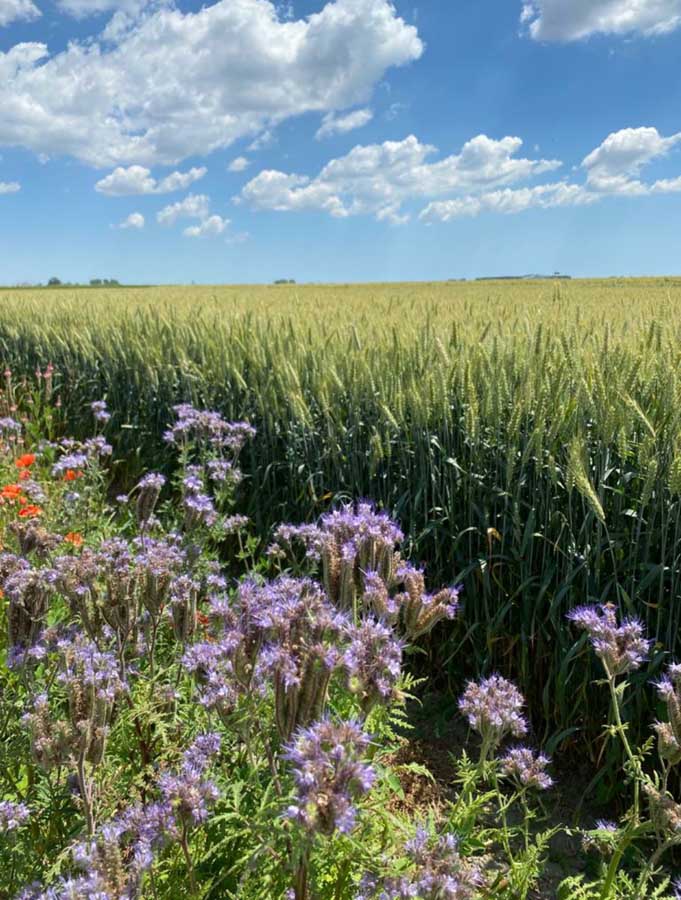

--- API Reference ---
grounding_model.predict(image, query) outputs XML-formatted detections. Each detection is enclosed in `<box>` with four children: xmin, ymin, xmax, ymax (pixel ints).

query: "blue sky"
<box><xmin>2</xmin><ymin>0</ymin><xmax>681</xmax><ymax>284</ymax></box>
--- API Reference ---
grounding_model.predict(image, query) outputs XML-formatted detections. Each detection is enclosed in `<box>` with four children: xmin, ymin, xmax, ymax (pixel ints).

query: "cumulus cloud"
<box><xmin>0</xmin><ymin>0</ymin><xmax>422</xmax><ymax>167</ymax></box>
<box><xmin>228</xmin><ymin>156</ymin><xmax>250</xmax><ymax>173</ymax></box>
<box><xmin>0</xmin><ymin>180</ymin><xmax>21</xmax><ymax>193</ymax></box>
<box><xmin>315</xmin><ymin>107</ymin><xmax>373</xmax><ymax>140</ymax></box>
<box><xmin>157</xmin><ymin>193</ymin><xmax>210</xmax><ymax>225</ymax></box>
<box><xmin>522</xmin><ymin>0</ymin><xmax>681</xmax><ymax>41</ymax></box>
<box><xmin>183</xmin><ymin>214</ymin><xmax>229</xmax><ymax>237</ymax></box>
<box><xmin>582</xmin><ymin>126</ymin><xmax>681</xmax><ymax>194</ymax></box>
<box><xmin>116</xmin><ymin>211</ymin><xmax>144</xmax><ymax>228</ymax></box>
<box><xmin>95</xmin><ymin>164</ymin><xmax>206</xmax><ymax>195</ymax></box>
<box><xmin>420</xmin><ymin>183</ymin><xmax>595</xmax><ymax>222</ymax></box>
<box><xmin>240</xmin><ymin>125</ymin><xmax>681</xmax><ymax>224</ymax></box>
<box><xmin>0</xmin><ymin>0</ymin><xmax>40</xmax><ymax>27</ymax></box>
<box><xmin>240</xmin><ymin>133</ymin><xmax>561</xmax><ymax>222</ymax></box>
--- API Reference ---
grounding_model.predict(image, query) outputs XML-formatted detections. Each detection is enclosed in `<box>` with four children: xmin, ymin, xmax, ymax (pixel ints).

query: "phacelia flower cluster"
<box><xmin>653</xmin><ymin>663</ymin><xmax>681</xmax><ymax>765</ymax></box>
<box><xmin>567</xmin><ymin>604</ymin><xmax>651</xmax><ymax>676</ymax></box>
<box><xmin>284</xmin><ymin>719</ymin><xmax>375</xmax><ymax>836</ymax></box>
<box><xmin>0</xmin><ymin>800</ymin><xmax>30</xmax><ymax>832</ymax></box>
<box><xmin>358</xmin><ymin>826</ymin><xmax>484</xmax><ymax>900</ymax></box>
<box><xmin>458</xmin><ymin>675</ymin><xmax>527</xmax><ymax>751</ymax></box>
<box><xmin>500</xmin><ymin>746</ymin><xmax>553</xmax><ymax>790</ymax></box>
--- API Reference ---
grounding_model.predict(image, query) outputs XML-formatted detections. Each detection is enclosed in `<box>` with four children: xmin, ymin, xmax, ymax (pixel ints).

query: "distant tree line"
<box><xmin>46</xmin><ymin>277</ymin><xmax>121</xmax><ymax>287</ymax></box>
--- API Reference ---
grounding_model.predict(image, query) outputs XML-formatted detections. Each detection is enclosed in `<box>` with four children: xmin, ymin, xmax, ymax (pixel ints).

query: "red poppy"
<box><xmin>15</xmin><ymin>454</ymin><xmax>36</xmax><ymax>469</ymax></box>
<box><xmin>18</xmin><ymin>470</ymin><xmax>31</xmax><ymax>481</ymax></box>
<box><xmin>1</xmin><ymin>484</ymin><xmax>23</xmax><ymax>500</ymax></box>
<box><xmin>18</xmin><ymin>505</ymin><xmax>43</xmax><ymax>518</ymax></box>
<box><xmin>65</xmin><ymin>532</ymin><xmax>84</xmax><ymax>547</ymax></box>
<box><xmin>63</xmin><ymin>469</ymin><xmax>83</xmax><ymax>482</ymax></box>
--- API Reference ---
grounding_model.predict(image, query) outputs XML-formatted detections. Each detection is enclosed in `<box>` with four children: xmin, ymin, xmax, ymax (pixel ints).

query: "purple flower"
<box><xmin>284</xmin><ymin>719</ymin><xmax>375</xmax><ymax>836</ymax></box>
<box><xmin>136</xmin><ymin>472</ymin><xmax>166</xmax><ymax>525</ymax></box>
<box><xmin>164</xmin><ymin>405</ymin><xmax>255</xmax><ymax>452</ymax></box>
<box><xmin>359</xmin><ymin>826</ymin><xmax>484</xmax><ymax>899</ymax></box>
<box><xmin>90</xmin><ymin>400</ymin><xmax>111</xmax><ymax>424</ymax></box>
<box><xmin>343</xmin><ymin>618</ymin><xmax>403</xmax><ymax>712</ymax></box>
<box><xmin>568</xmin><ymin>604</ymin><xmax>651</xmax><ymax>676</ymax></box>
<box><xmin>459</xmin><ymin>675</ymin><xmax>527</xmax><ymax>750</ymax></box>
<box><xmin>222</xmin><ymin>514</ymin><xmax>249</xmax><ymax>534</ymax></box>
<box><xmin>52</xmin><ymin>452</ymin><xmax>88</xmax><ymax>476</ymax></box>
<box><xmin>0</xmin><ymin>800</ymin><xmax>29</xmax><ymax>832</ymax></box>
<box><xmin>653</xmin><ymin>664</ymin><xmax>681</xmax><ymax>764</ymax></box>
<box><xmin>158</xmin><ymin>733</ymin><xmax>221</xmax><ymax>828</ymax></box>
<box><xmin>183</xmin><ymin>491</ymin><xmax>217</xmax><ymax>529</ymax></box>
<box><xmin>0</xmin><ymin>416</ymin><xmax>21</xmax><ymax>437</ymax></box>
<box><xmin>500</xmin><ymin>746</ymin><xmax>553</xmax><ymax>790</ymax></box>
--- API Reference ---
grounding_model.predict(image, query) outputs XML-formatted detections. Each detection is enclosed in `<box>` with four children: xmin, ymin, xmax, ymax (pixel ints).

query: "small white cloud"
<box><xmin>157</xmin><ymin>193</ymin><xmax>210</xmax><ymax>225</ymax></box>
<box><xmin>315</xmin><ymin>108</ymin><xmax>373</xmax><ymax>140</ymax></box>
<box><xmin>116</xmin><ymin>211</ymin><xmax>145</xmax><ymax>228</ymax></box>
<box><xmin>183</xmin><ymin>214</ymin><xmax>229</xmax><ymax>237</ymax></box>
<box><xmin>96</xmin><ymin>165</ymin><xmax>206</xmax><ymax>196</ymax></box>
<box><xmin>228</xmin><ymin>156</ymin><xmax>250</xmax><ymax>173</ymax></box>
<box><xmin>0</xmin><ymin>0</ymin><xmax>40</xmax><ymax>27</ymax></box>
<box><xmin>0</xmin><ymin>180</ymin><xmax>20</xmax><ymax>193</ymax></box>
<box><xmin>522</xmin><ymin>0</ymin><xmax>681</xmax><ymax>41</ymax></box>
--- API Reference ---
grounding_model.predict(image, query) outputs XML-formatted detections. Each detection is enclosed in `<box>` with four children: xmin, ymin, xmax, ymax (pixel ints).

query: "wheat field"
<box><xmin>4</xmin><ymin>277</ymin><xmax>681</xmax><ymax>742</ymax></box>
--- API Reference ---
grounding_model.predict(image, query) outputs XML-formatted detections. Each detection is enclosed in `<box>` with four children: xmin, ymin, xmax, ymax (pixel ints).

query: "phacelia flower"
<box><xmin>343</xmin><ymin>618</ymin><xmax>403</xmax><ymax>713</ymax></box>
<box><xmin>0</xmin><ymin>800</ymin><xmax>29</xmax><ymax>832</ymax></box>
<box><xmin>500</xmin><ymin>746</ymin><xmax>553</xmax><ymax>790</ymax></box>
<box><xmin>284</xmin><ymin>719</ymin><xmax>375</xmax><ymax>836</ymax></box>
<box><xmin>358</xmin><ymin>826</ymin><xmax>484</xmax><ymax>900</ymax></box>
<box><xmin>90</xmin><ymin>400</ymin><xmax>111</xmax><ymax>424</ymax></box>
<box><xmin>568</xmin><ymin>603</ymin><xmax>651</xmax><ymax>676</ymax></box>
<box><xmin>458</xmin><ymin>675</ymin><xmax>527</xmax><ymax>751</ymax></box>
<box><xmin>652</xmin><ymin>663</ymin><xmax>681</xmax><ymax>764</ymax></box>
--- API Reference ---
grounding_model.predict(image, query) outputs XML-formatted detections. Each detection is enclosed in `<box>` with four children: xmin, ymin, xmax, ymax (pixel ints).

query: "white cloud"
<box><xmin>0</xmin><ymin>0</ymin><xmax>422</xmax><ymax>167</ymax></box>
<box><xmin>0</xmin><ymin>0</ymin><xmax>40</xmax><ymax>27</ymax></box>
<box><xmin>240</xmin><ymin>133</ymin><xmax>561</xmax><ymax>222</ymax></box>
<box><xmin>116</xmin><ymin>211</ymin><xmax>144</xmax><ymax>228</ymax></box>
<box><xmin>522</xmin><ymin>0</ymin><xmax>681</xmax><ymax>41</ymax></box>
<box><xmin>228</xmin><ymin>156</ymin><xmax>250</xmax><ymax>173</ymax></box>
<box><xmin>420</xmin><ymin>183</ymin><xmax>596</xmax><ymax>222</ymax></box>
<box><xmin>157</xmin><ymin>193</ymin><xmax>210</xmax><ymax>225</ymax></box>
<box><xmin>95</xmin><ymin>164</ymin><xmax>206</xmax><ymax>195</ymax></box>
<box><xmin>582</xmin><ymin>126</ymin><xmax>681</xmax><ymax>194</ymax></box>
<box><xmin>315</xmin><ymin>107</ymin><xmax>373</xmax><ymax>140</ymax></box>
<box><xmin>241</xmin><ymin>125</ymin><xmax>681</xmax><ymax>224</ymax></box>
<box><xmin>183</xmin><ymin>214</ymin><xmax>229</xmax><ymax>237</ymax></box>
<box><xmin>0</xmin><ymin>180</ymin><xmax>20</xmax><ymax>193</ymax></box>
